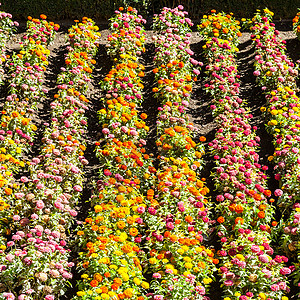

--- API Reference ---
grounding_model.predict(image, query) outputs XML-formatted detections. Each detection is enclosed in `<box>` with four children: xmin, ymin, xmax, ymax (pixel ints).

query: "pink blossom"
<box><xmin>36</xmin><ymin>200</ymin><xmax>45</xmax><ymax>210</ymax></box>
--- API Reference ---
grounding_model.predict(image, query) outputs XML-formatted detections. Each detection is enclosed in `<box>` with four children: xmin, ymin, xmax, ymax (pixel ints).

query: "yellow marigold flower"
<box><xmin>94</xmin><ymin>205</ymin><xmax>102</xmax><ymax>213</ymax></box>
<box><xmin>121</xmin><ymin>273</ymin><xmax>129</xmax><ymax>281</ymax></box>
<box><xmin>259</xmin><ymin>293</ymin><xmax>266</xmax><ymax>300</ymax></box>
<box><xmin>236</xmin><ymin>254</ymin><xmax>245</xmax><ymax>261</ymax></box>
<box><xmin>185</xmin><ymin>262</ymin><xmax>193</xmax><ymax>269</ymax></box>
<box><xmin>141</xmin><ymin>281</ymin><xmax>149</xmax><ymax>289</ymax></box>
<box><xmin>77</xmin><ymin>291</ymin><xmax>86</xmax><ymax>296</ymax></box>
<box><xmin>183</xmin><ymin>257</ymin><xmax>192</xmax><ymax>262</ymax></box>
<box><xmin>203</xmin><ymin>278</ymin><xmax>213</xmax><ymax>284</ymax></box>
<box><xmin>177</xmin><ymin>249</ymin><xmax>184</xmax><ymax>255</ymax></box>
<box><xmin>133</xmin><ymin>277</ymin><xmax>141</xmax><ymax>285</ymax></box>
<box><xmin>268</xmin><ymin>120</ymin><xmax>277</xmax><ymax>126</ymax></box>
<box><xmin>149</xmin><ymin>258</ymin><xmax>157</xmax><ymax>264</ymax></box>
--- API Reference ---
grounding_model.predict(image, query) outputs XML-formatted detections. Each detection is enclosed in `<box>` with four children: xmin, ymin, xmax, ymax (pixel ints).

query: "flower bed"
<box><xmin>145</xmin><ymin>6</ymin><xmax>216</xmax><ymax>300</ymax></box>
<box><xmin>200</xmin><ymin>10</ymin><xmax>290</xmax><ymax>300</ymax></box>
<box><xmin>293</xmin><ymin>11</ymin><xmax>300</xmax><ymax>40</ymax></box>
<box><xmin>0</xmin><ymin>17</ymin><xmax>100</xmax><ymax>300</ymax></box>
<box><xmin>0</xmin><ymin>8</ymin><xmax>17</xmax><ymax>85</ymax></box>
<box><xmin>251</xmin><ymin>8</ymin><xmax>300</xmax><ymax>295</ymax></box>
<box><xmin>0</xmin><ymin>15</ymin><xmax>59</xmax><ymax>241</ymax></box>
<box><xmin>74</xmin><ymin>7</ymin><xmax>154</xmax><ymax>300</ymax></box>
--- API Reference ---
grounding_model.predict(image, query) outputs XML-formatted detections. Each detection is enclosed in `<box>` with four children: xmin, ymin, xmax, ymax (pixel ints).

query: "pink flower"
<box><xmin>280</xmin><ymin>267</ymin><xmax>291</xmax><ymax>275</ymax></box>
<box><xmin>6</xmin><ymin>253</ymin><xmax>14</xmax><ymax>262</ymax></box>
<box><xmin>69</xmin><ymin>210</ymin><xmax>77</xmax><ymax>217</ymax></box>
<box><xmin>274</xmin><ymin>189</ymin><xmax>283</xmax><ymax>197</ymax></box>
<box><xmin>13</xmin><ymin>215</ymin><xmax>20</xmax><ymax>221</ymax></box>
<box><xmin>36</xmin><ymin>200</ymin><xmax>45</xmax><ymax>210</ymax></box>
<box><xmin>137</xmin><ymin>206</ymin><xmax>145</xmax><ymax>214</ymax></box>
<box><xmin>73</xmin><ymin>185</ymin><xmax>82</xmax><ymax>192</ymax></box>
<box><xmin>224</xmin><ymin>280</ymin><xmax>234</xmax><ymax>286</ymax></box>
<box><xmin>258</xmin><ymin>254</ymin><xmax>269</xmax><ymax>263</ymax></box>
<box><xmin>153</xmin><ymin>273</ymin><xmax>162</xmax><ymax>279</ymax></box>
<box><xmin>102</xmin><ymin>128</ymin><xmax>110</xmax><ymax>135</ymax></box>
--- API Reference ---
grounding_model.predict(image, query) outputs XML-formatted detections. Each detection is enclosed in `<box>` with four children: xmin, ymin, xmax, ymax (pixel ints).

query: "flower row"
<box><xmin>0</xmin><ymin>17</ymin><xmax>100</xmax><ymax>300</ymax></box>
<box><xmin>200</xmin><ymin>10</ymin><xmax>290</xmax><ymax>300</ymax></box>
<box><xmin>0</xmin><ymin>8</ymin><xmax>17</xmax><ymax>85</ymax></box>
<box><xmin>251</xmin><ymin>8</ymin><xmax>300</xmax><ymax>295</ymax></box>
<box><xmin>293</xmin><ymin>11</ymin><xmax>300</xmax><ymax>40</ymax></box>
<box><xmin>146</xmin><ymin>6</ymin><xmax>216</xmax><ymax>300</ymax></box>
<box><xmin>74</xmin><ymin>7</ymin><xmax>153</xmax><ymax>300</ymax></box>
<box><xmin>0</xmin><ymin>15</ymin><xmax>59</xmax><ymax>242</ymax></box>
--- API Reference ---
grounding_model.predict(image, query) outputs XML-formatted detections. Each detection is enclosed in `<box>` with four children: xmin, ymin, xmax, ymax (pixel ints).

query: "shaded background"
<box><xmin>2</xmin><ymin>0</ymin><xmax>300</xmax><ymax>21</ymax></box>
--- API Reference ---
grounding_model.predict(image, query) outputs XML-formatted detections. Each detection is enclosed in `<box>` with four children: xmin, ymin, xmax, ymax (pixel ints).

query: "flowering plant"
<box><xmin>74</xmin><ymin>7</ymin><xmax>153</xmax><ymax>300</ymax></box>
<box><xmin>293</xmin><ymin>10</ymin><xmax>300</xmax><ymax>39</ymax></box>
<box><xmin>250</xmin><ymin>8</ymin><xmax>300</xmax><ymax>294</ymax></box>
<box><xmin>0</xmin><ymin>17</ymin><xmax>100</xmax><ymax>299</ymax></box>
<box><xmin>145</xmin><ymin>6</ymin><xmax>216</xmax><ymax>300</ymax></box>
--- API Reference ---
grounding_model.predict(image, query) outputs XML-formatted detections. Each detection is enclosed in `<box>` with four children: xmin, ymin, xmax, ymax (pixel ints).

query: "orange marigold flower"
<box><xmin>264</xmin><ymin>189</ymin><xmax>271</xmax><ymax>197</ymax></box>
<box><xmin>129</xmin><ymin>228</ymin><xmax>139</xmax><ymax>236</ymax></box>
<box><xmin>121</xmin><ymin>243</ymin><xmax>133</xmax><ymax>253</ymax></box>
<box><xmin>235</xmin><ymin>204</ymin><xmax>244</xmax><ymax>214</ymax></box>
<box><xmin>111</xmin><ymin>283</ymin><xmax>119</xmax><ymax>290</ymax></box>
<box><xmin>258</xmin><ymin>211</ymin><xmax>265</xmax><ymax>219</ymax></box>
<box><xmin>235</xmin><ymin>217</ymin><xmax>244</xmax><ymax>225</ymax></box>
<box><xmin>140</xmin><ymin>113</ymin><xmax>147</xmax><ymax>120</ymax></box>
<box><xmin>185</xmin><ymin>215</ymin><xmax>193</xmax><ymax>223</ymax></box>
<box><xmin>90</xmin><ymin>279</ymin><xmax>98</xmax><ymax>287</ymax></box>
<box><xmin>94</xmin><ymin>273</ymin><xmax>103</xmax><ymax>282</ymax></box>
<box><xmin>217</xmin><ymin>216</ymin><xmax>224</xmax><ymax>223</ymax></box>
<box><xmin>170</xmin><ymin>235</ymin><xmax>178</xmax><ymax>242</ymax></box>
<box><xmin>4</xmin><ymin>188</ymin><xmax>12</xmax><ymax>195</ymax></box>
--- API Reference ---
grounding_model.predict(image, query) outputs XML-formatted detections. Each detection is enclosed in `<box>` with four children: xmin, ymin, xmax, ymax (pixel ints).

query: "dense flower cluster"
<box><xmin>198</xmin><ymin>9</ymin><xmax>241</xmax><ymax>46</ymax></box>
<box><xmin>74</xmin><ymin>7</ymin><xmax>154</xmax><ymax>300</ymax></box>
<box><xmin>292</xmin><ymin>11</ymin><xmax>300</xmax><ymax>39</ymax></box>
<box><xmin>0</xmin><ymin>15</ymin><xmax>58</xmax><ymax>240</ymax></box>
<box><xmin>107</xmin><ymin>6</ymin><xmax>146</xmax><ymax>58</ymax></box>
<box><xmin>0</xmin><ymin>7</ymin><xmax>17</xmax><ymax>85</ymax></box>
<box><xmin>146</xmin><ymin>6</ymin><xmax>216</xmax><ymax>300</ymax></box>
<box><xmin>251</xmin><ymin>8</ymin><xmax>300</xmax><ymax>295</ymax></box>
<box><xmin>200</xmin><ymin>10</ymin><xmax>290</xmax><ymax>300</ymax></box>
<box><xmin>0</xmin><ymin>17</ymin><xmax>100</xmax><ymax>300</ymax></box>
